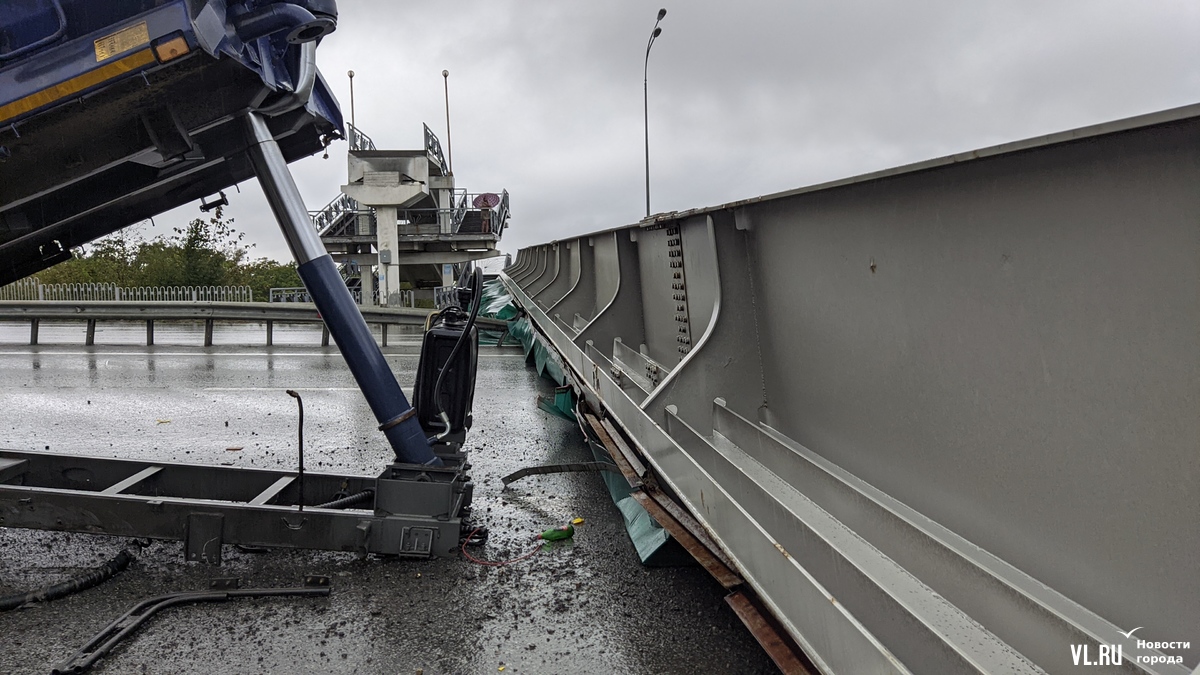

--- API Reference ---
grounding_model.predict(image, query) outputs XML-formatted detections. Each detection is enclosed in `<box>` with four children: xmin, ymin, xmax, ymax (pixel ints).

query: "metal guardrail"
<box><xmin>310</xmin><ymin>193</ymin><xmax>369</xmax><ymax>236</ymax></box>
<box><xmin>346</xmin><ymin>123</ymin><xmax>376</xmax><ymax>152</ymax></box>
<box><xmin>453</xmin><ymin>191</ymin><xmax>468</xmax><ymax>231</ymax></box>
<box><xmin>433</xmin><ymin>285</ymin><xmax>457</xmax><ymax>310</ymax></box>
<box><xmin>0</xmin><ymin>300</ymin><xmax>434</xmax><ymax>347</ymax></box>
<box><xmin>269</xmin><ymin>287</ymin><xmax>415</xmax><ymax>307</ymax></box>
<box><xmin>423</xmin><ymin>123</ymin><xmax>447</xmax><ymax>171</ymax></box>
<box><xmin>0</xmin><ymin>278</ymin><xmax>252</xmax><ymax>302</ymax></box>
<box><xmin>494</xmin><ymin>189</ymin><xmax>510</xmax><ymax>239</ymax></box>
<box><xmin>0</xmin><ymin>300</ymin><xmax>508</xmax><ymax>347</ymax></box>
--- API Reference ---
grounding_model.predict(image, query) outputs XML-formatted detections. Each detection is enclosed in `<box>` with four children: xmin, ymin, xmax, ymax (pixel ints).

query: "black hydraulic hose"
<box><xmin>432</xmin><ymin>268</ymin><xmax>482</xmax><ymax>433</ymax></box>
<box><xmin>0</xmin><ymin>549</ymin><xmax>132</xmax><ymax>612</ymax></box>
<box><xmin>315</xmin><ymin>489</ymin><xmax>374</xmax><ymax>509</ymax></box>
<box><xmin>286</xmin><ymin>390</ymin><xmax>305</xmax><ymax>511</ymax></box>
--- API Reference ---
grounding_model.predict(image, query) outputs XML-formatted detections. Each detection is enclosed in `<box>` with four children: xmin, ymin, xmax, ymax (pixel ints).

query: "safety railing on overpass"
<box><xmin>0</xmin><ymin>300</ymin><xmax>433</xmax><ymax>347</ymax></box>
<box><xmin>346</xmin><ymin>123</ymin><xmax>376</xmax><ymax>152</ymax></box>
<box><xmin>310</xmin><ymin>192</ymin><xmax>372</xmax><ymax>236</ymax></box>
<box><xmin>423</xmin><ymin>123</ymin><xmax>448</xmax><ymax>172</ymax></box>
<box><xmin>0</xmin><ymin>278</ymin><xmax>253</xmax><ymax>302</ymax></box>
<box><xmin>269</xmin><ymin>287</ymin><xmax>415</xmax><ymax>308</ymax></box>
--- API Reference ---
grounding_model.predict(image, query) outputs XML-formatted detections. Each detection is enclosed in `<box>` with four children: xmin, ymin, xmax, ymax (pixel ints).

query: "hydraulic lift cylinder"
<box><xmin>243</xmin><ymin>113</ymin><xmax>439</xmax><ymax>466</ymax></box>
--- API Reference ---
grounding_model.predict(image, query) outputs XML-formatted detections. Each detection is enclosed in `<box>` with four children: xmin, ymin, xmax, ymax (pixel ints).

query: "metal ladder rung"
<box><xmin>249</xmin><ymin>475</ymin><xmax>295</xmax><ymax>505</ymax></box>
<box><xmin>101</xmin><ymin>466</ymin><xmax>162</xmax><ymax>495</ymax></box>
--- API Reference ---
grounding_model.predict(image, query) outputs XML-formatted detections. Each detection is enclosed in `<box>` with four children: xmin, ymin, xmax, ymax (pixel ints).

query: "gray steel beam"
<box><xmin>527</xmin><ymin>243</ymin><xmax>563</xmax><ymax>302</ymax></box>
<box><xmin>0</xmin><ymin>450</ymin><xmax>463</xmax><ymax>558</ymax></box>
<box><xmin>501</xmin><ymin>104</ymin><xmax>1200</xmax><ymax>673</ymax></box>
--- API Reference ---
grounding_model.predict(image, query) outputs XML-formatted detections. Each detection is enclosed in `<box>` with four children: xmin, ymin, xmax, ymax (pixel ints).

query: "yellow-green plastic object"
<box><xmin>537</xmin><ymin>524</ymin><xmax>575</xmax><ymax>541</ymax></box>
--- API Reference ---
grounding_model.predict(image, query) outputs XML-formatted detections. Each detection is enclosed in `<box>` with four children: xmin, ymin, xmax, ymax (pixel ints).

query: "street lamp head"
<box><xmin>657</xmin><ymin>8</ymin><xmax>667</xmax><ymax>20</ymax></box>
<box><xmin>347</xmin><ymin>70</ymin><xmax>354</xmax><ymax>78</ymax></box>
<box><xmin>652</xmin><ymin>26</ymin><xmax>662</xmax><ymax>38</ymax></box>
<box><xmin>442</xmin><ymin>69</ymin><xmax>449</xmax><ymax>78</ymax></box>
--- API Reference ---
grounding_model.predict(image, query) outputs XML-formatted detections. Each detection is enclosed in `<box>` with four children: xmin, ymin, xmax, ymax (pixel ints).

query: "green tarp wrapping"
<box><xmin>478</xmin><ymin>278</ymin><xmax>521</xmax><ymax>346</ymax></box>
<box><xmin>480</xmin><ymin>279</ymin><xmax>521</xmax><ymax>321</ymax></box>
<box><xmin>586</xmin><ymin>439</ymin><xmax>691</xmax><ymax>566</ymax></box>
<box><xmin>483</xmin><ymin>277</ymin><xmax>687</xmax><ymax>566</ymax></box>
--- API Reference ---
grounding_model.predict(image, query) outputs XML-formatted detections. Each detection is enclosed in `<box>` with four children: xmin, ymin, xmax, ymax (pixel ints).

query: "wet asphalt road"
<box><xmin>0</xmin><ymin>321</ymin><xmax>775</xmax><ymax>675</ymax></box>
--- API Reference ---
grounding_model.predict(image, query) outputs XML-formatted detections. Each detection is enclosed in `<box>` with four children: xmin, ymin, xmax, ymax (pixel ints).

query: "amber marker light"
<box><xmin>152</xmin><ymin>33</ymin><xmax>190</xmax><ymax>63</ymax></box>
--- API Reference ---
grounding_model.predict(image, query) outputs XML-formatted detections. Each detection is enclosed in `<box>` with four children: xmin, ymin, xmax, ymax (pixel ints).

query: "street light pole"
<box><xmin>347</xmin><ymin>70</ymin><xmax>356</xmax><ymax>128</ymax></box>
<box><xmin>644</xmin><ymin>8</ymin><xmax>666</xmax><ymax>218</ymax></box>
<box><xmin>443</xmin><ymin>69</ymin><xmax>453</xmax><ymax>175</ymax></box>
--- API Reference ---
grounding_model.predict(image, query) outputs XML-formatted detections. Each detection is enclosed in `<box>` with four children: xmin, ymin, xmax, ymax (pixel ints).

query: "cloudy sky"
<box><xmin>146</xmin><ymin>0</ymin><xmax>1200</xmax><ymax>263</ymax></box>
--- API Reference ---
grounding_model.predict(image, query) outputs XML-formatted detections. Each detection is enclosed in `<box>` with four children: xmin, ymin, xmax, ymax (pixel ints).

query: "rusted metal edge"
<box><xmin>582</xmin><ymin>413</ymin><xmax>642</xmax><ymax>488</ymax></box>
<box><xmin>589</xmin><ymin>412</ymin><xmax>739</xmax><ymax>572</ymax></box>
<box><xmin>598</xmin><ymin>417</ymin><xmax>648</xmax><ymax>479</ymax></box>
<box><xmin>725</xmin><ymin>590</ymin><xmax>816</xmax><ymax>675</ymax></box>
<box><xmin>629</xmin><ymin>490</ymin><xmax>743</xmax><ymax>590</ymax></box>
<box><xmin>584</xmin><ymin>410</ymin><xmax>740</xmax><ymax>583</ymax></box>
<box><xmin>584</xmin><ymin>406</ymin><xmax>815</xmax><ymax>672</ymax></box>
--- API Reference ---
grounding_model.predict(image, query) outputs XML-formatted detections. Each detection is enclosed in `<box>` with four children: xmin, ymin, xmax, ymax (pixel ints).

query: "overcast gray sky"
<box><xmin>145</xmin><ymin>0</ymin><xmax>1200</xmax><ymax>263</ymax></box>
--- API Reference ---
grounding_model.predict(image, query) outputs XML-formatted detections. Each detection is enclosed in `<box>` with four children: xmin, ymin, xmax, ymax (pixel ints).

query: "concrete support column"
<box><xmin>359</xmin><ymin>266</ymin><xmax>375</xmax><ymax>306</ymax></box>
<box><xmin>429</xmin><ymin>175</ymin><xmax>455</xmax><ymax>236</ymax></box>
<box><xmin>437</xmin><ymin>186</ymin><xmax>452</xmax><ymax>235</ymax></box>
<box><xmin>375</xmin><ymin>206</ymin><xmax>399</xmax><ymax>305</ymax></box>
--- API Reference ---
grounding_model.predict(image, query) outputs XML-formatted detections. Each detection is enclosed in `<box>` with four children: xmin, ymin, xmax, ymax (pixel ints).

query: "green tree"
<box><xmin>31</xmin><ymin>207</ymin><xmax>304</xmax><ymax>300</ymax></box>
<box><xmin>233</xmin><ymin>257</ymin><xmax>303</xmax><ymax>302</ymax></box>
<box><xmin>37</xmin><ymin>231</ymin><xmax>142</xmax><ymax>285</ymax></box>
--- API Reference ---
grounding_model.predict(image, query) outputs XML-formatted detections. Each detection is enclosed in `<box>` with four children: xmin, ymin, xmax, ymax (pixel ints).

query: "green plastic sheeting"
<box><xmin>477</xmin><ymin>279</ymin><xmax>521</xmax><ymax>346</ymax></box>
<box><xmin>587</xmin><ymin>439</ymin><xmax>691</xmax><ymax>567</ymax></box>
<box><xmin>537</xmin><ymin>385</ymin><xmax>577</xmax><ymax>423</ymax></box>
<box><xmin>482</xmin><ymin>277</ymin><xmax>688</xmax><ymax>566</ymax></box>
<box><xmin>479</xmin><ymin>278</ymin><xmax>521</xmax><ymax>321</ymax></box>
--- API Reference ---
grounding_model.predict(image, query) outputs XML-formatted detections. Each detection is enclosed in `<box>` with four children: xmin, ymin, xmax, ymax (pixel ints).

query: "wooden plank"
<box><xmin>599</xmin><ymin>417</ymin><xmax>647</xmax><ymax>478</ymax></box>
<box><xmin>582</xmin><ymin>413</ymin><xmax>641</xmax><ymax>488</ymax></box>
<box><xmin>725</xmin><ymin>591</ymin><xmax>814</xmax><ymax>675</ymax></box>
<box><xmin>643</xmin><ymin>484</ymin><xmax>740</xmax><ymax>572</ymax></box>
<box><xmin>589</xmin><ymin>412</ymin><xmax>739</xmax><ymax>572</ymax></box>
<box><xmin>100</xmin><ymin>466</ymin><xmax>162</xmax><ymax>495</ymax></box>
<box><xmin>631</xmin><ymin>490</ymin><xmax>743</xmax><ymax>590</ymax></box>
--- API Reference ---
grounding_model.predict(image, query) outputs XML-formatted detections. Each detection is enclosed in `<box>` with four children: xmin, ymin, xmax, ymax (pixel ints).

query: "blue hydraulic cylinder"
<box><xmin>243</xmin><ymin>113</ymin><xmax>439</xmax><ymax>466</ymax></box>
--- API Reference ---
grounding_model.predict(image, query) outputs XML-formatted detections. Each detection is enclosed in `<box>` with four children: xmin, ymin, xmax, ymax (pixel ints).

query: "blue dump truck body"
<box><xmin>0</xmin><ymin>0</ymin><xmax>343</xmax><ymax>285</ymax></box>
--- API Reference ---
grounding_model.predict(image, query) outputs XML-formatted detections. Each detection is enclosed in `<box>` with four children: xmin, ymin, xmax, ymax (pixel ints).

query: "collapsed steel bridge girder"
<box><xmin>503</xmin><ymin>104</ymin><xmax>1200</xmax><ymax>674</ymax></box>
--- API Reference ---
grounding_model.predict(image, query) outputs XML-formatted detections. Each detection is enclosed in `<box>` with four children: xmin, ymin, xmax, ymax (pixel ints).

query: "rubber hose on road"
<box><xmin>0</xmin><ymin>549</ymin><xmax>133</xmax><ymax>611</ymax></box>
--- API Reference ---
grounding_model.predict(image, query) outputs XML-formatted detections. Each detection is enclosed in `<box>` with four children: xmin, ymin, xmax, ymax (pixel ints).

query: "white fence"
<box><xmin>0</xmin><ymin>278</ymin><xmax>253</xmax><ymax>302</ymax></box>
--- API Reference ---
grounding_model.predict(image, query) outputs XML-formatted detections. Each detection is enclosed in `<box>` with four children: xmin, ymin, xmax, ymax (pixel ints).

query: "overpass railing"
<box><xmin>0</xmin><ymin>278</ymin><xmax>253</xmax><ymax>302</ymax></box>
<box><xmin>269</xmin><ymin>287</ymin><xmax>415</xmax><ymax>307</ymax></box>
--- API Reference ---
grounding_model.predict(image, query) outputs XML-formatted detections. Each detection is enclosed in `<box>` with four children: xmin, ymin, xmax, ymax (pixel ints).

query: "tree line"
<box><xmin>36</xmin><ymin>208</ymin><xmax>301</xmax><ymax>301</ymax></box>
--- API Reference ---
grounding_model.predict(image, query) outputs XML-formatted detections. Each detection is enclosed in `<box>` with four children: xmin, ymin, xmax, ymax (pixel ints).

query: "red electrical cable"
<box><xmin>461</xmin><ymin>527</ymin><xmax>542</xmax><ymax>567</ymax></box>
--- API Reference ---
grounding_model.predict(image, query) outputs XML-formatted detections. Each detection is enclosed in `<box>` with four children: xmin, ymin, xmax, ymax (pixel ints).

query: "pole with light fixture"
<box><xmin>443</xmin><ymin>69</ymin><xmax>454</xmax><ymax>175</ymax></box>
<box><xmin>347</xmin><ymin>70</ymin><xmax>356</xmax><ymax>128</ymax></box>
<box><xmin>644</xmin><ymin>8</ymin><xmax>666</xmax><ymax>218</ymax></box>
